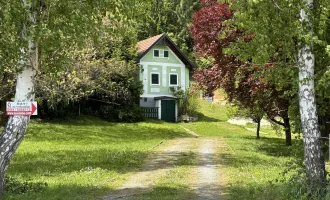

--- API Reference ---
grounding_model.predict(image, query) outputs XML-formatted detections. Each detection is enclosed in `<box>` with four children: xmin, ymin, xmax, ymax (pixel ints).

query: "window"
<box><xmin>164</xmin><ymin>50</ymin><xmax>169</xmax><ymax>58</ymax></box>
<box><xmin>153</xmin><ymin>49</ymin><xmax>169</xmax><ymax>58</ymax></box>
<box><xmin>154</xmin><ymin>50</ymin><xmax>159</xmax><ymax>57</ymax></box>
<box><xmin>169</xmin><ymin>74</ymin><xmax>178</xmax><ymax>85</ymax></box>
<box><xmin>151</xmin><ymin>73</ymin><xmax>159</xmax><ymax>85</ymax></box>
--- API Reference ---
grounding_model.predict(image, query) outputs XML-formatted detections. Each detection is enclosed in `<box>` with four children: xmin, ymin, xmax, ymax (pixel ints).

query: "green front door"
<box><xmin>161</xmin><ymin>100</ymin><xmax>176</xmax><ymax>122</ymax></box>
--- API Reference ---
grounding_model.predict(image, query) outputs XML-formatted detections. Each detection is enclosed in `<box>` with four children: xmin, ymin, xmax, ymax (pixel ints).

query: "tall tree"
<box><xmin>0</xmin><ymin>0</ymin><xmax>146</xmax><ymax>195</ymax></box>
<box><xmin>137</xmin><ymin>0</ymin><xmax>199</xmax><ymax>57</ymax></box>
<box><xmin>227</xmin><ymin>0</ymin><xmax>327</xmax><ymax>186</ymax></box>
<box><xmin>190</xmin><ymin>0</ymin><xmax>294</xmax><ymax>145</ymax></box>
<box><xmin>299</xmin><ymin>0</ymin><xmax>326</xmax><ymax>186</ymax></box>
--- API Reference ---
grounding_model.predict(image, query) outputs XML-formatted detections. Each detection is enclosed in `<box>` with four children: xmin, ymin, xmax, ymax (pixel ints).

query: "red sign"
<box><xmin>6</xmin><ymin>102</ymin><xmax>38</xmax><ymax>116</ymax></box>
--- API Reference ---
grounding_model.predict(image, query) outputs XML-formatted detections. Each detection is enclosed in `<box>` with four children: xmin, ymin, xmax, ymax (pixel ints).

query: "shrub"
<box><xmin>5</xmin><ymin>176</ymin><xmax>47</xmax><ymax>194</ymax></box>
<box><xmin>172</xmin><ymin>87</ymin><xmax>200</xmax><ymax>116</ymax></box>
<box><xmin>99</xmin><ymin>104</ymin><xmax>144</xmax><ymax>122</ymax></box>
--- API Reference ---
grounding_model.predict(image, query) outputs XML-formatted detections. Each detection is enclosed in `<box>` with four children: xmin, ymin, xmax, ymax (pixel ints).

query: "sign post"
<box><xmin>6</xmin><ymin>102</ymin><xmax>38</xmax><ymax>116</ymax></box>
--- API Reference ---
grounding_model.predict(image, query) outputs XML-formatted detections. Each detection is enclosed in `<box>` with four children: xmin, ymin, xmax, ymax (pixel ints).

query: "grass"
<box><xmin>180</xmin><ymin>100</ymin><xmax>307</xmax><ymax>200</ymax></box>
<box><xmin>4</xmin><ymin>117</ymin><xmax>191</xmax><ymax>200</ymax></box>
<box><xmin>3</xmin><ymin>99</ymin><xmax>324</xmax><ymax>199</ymax></box>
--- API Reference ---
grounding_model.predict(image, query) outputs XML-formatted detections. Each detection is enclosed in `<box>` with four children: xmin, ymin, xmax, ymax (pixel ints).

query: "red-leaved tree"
<box><xmin>190</xmin><ymin>0</ymin><xmax>293</xmax><ymax>145</ymax></box>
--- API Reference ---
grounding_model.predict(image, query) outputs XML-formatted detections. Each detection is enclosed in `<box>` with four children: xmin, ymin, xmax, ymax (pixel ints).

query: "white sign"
<box><xmin>6</xmin><ymin>102</ymin><xmax>38</xmax><ymax>116</ymax></box>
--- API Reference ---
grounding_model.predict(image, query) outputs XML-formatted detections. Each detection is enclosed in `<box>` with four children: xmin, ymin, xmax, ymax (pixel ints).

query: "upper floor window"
<box><xmin>164</xmin><ymin>50</ymin><xmax>169</xmax><ymax>58</ymax></box>
<box><xmin>154</xmin><ymin>50</ymin><xmax>159</xmax><ymax>57</ymax></box>
<box><xmin>151</xmin><ymin>73</ymin><xmax>160</xmax><ymax>85</ymax></box>
<box><xmin>154</xmin><ymin>49</ymin><xmax>169</xmax><ymax>58</ymax></box>
<box><xmin>169</xmin><ymin>73</ymin><xmax>178</xmax><ymax>86</ymax></box>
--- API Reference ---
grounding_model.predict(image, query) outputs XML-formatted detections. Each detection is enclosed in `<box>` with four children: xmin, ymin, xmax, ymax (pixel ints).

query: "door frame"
<box><xmin>154</xmin><ymin>96</ymin><xmax>178</xmax><ymax>122</ymax></box>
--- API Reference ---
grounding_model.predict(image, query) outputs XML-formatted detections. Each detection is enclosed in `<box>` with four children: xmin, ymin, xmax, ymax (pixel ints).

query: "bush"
<box><xmin>37</xmin><ymin>100</ymin><xmax>79</xmax><ymax>120</ymax></box>
<box><xmin>99</xmin><ymin>104</ymin><xmax>144</xmax><ymax>122</ymax></box>
<box><xmin>173</xmin><ymin>88</ymin><xmax>200</xmax><ymax>116</ymax></box>
<box><xmin>5</xmin><ymin>176</ymin><xmax>47</xmax><ymax>194</ymax></box>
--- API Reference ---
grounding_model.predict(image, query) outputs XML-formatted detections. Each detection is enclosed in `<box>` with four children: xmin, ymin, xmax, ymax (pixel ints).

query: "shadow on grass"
<box><xmin>232</xmin><ymin>135</ymin><xmax>301</xmax><ymax>158</ymax></box>
<box><xmin>35</xmin><ymin>116</ymin><xmax>167</xmax><ymax>126</ymax></box>
<box><xmin>103</xmin><ymin>185</ymin><xmax>197</xmax><ymax>200</ymax></box>
<box><xmin>257</xmin><ymin>138</ymin><xmax>303</xmax><ymax>158</ymax></box>
<box><xmin>4</xmin><ymin>182</ymin><xmax>111</xmax><ymax>200</ymax></box>
<box><xmin>25</xmin><ymin>120</ymin><xmax>190</xmax><ymax>143</ymax></box>
<box><xmin>196</xmin><ymin>111</ymin><xmax>222</xmax><ymax>122</ymax></box>
<box><xmin>103</xmin><ymin>184</ymin><xmax>223</xmax><ymax>200</ymax></box>
<box><xmin>9</xmin><ymin>148</ymin><xmax>150</xmax><ymax>176</ymax></box>
<box><xmin>10</xmin><ymin>148</ymin><xmax>210</xmax><ymax>177</ymax></box>
<box><xmin>4</xmin><ymin>179</ymin><xmax>219</xmax><ymax>200</ymax></box>
<box><xmin>226</xmin><ymin>181</ymin><xmax>296</xmax><ymax>200</ymax></box>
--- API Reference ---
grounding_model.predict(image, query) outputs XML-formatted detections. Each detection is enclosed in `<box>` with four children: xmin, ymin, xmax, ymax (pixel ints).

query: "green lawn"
<box><xmin>180</xmin><ymin>100</ymin><xmax>309</xmax><ymax>200</ymax></box>
<box><xmin>3</xmin><ymin>100</ymin><xmax>324</xmax><ymax>199</ymax></box>
<box><xmin>4</xmin><ymin>117</ymin><xmax>191</xmax><ymax>200</ymax></box>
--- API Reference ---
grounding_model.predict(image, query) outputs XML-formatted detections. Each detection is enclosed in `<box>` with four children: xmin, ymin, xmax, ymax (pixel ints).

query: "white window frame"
<box><xmin>150</xmin><ymin>72</ymin><xmax>160</xmax><ymax>86</ymax></box>
<box><xmin>169</xmin><ymin>73</ymin><xmax>178</xmax><ymax>86</ymax></box>
<box><xmin>153</xmin><ymin>49</ymin><xmax>169</xmax><ymax>59</ymax></box>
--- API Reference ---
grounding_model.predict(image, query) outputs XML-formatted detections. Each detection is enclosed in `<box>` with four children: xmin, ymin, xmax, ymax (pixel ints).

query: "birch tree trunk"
<box><xmin>299</xmin><ymin>0</ymin><xmax>326</xmax><ymax>187</ymax></box>
<box><xmin>0</xmin><ymin>1</ymin><xmax>37</xmax><ymax>196</ymax></box>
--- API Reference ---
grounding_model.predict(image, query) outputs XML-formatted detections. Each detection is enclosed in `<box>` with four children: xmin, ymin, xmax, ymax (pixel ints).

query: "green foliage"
<box><xmin>229</xmin><ymin>103</ymin><xmax>264</xmax><ymax>124</ymax></box>
<box><xmin>35</xmin><ymin>41</ymin><xmax>143</xmax><ymax>121</ymax></box>
<box><xmin>0</xmin><ymin>0</ymin><xmax>149</xmax><ymax>122</ymax></box>
<box><xmin>228</xmin><ymin>0</ymin><xmax>330</xmax><ymax>136</ymax></box>
<box><xmin>172</xmin><ymin>87</ymin><xmax>200</xmax><ymax>116</ymax></box>
<box><xmin>137</xmin><ymin>0</ymin><xmax>200</xmax><ymax>58</ymax></box>
<box><xmin>5</xmin><ymin>176</ymin><xmax>47</xmax><ymax>194</ymax></box>
<box><xmin>99</xmin><ymin>104</ymin><xmax>144</xmax><ymax>122</ymax></box>
<box><xmin>225</xmin><ymin>104</ymin><xmax>239</xmax><ymax>119</ymax></box>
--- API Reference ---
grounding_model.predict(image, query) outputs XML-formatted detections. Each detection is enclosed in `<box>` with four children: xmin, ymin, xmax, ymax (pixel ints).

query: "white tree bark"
<box><xmin>299</xmin><ymin>0</ymin><xmax>326</xmax><ymax>186</ymax></box>
<box><xmin>0</xmin><ymin>0</ymin><xmax>37</xmax><ymax>196</ymax></box>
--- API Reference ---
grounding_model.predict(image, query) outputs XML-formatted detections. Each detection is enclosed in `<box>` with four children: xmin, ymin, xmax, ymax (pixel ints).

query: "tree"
<box><xmin>298</xmin><ymin>0</ymin><xmax>326</xmax><ymax>187</ymax></box>
<box><xmin>137</xmin><ymin>0</ymin><xmax>200</xmax><ymax>58</ymax></box>
<box><xmin>225</xmin><ymin>0</ymin><xmax>327</xmax><ymax>186</ymax></box>
<box><xmin>190</xmin><ymin>0</ymin><xmax>294</xmax><ymax>145</ymax></box>
<box><xmin>0</xmin><ymin>0</ymin><xmax>146</xmax><ymax>195</ymax></box>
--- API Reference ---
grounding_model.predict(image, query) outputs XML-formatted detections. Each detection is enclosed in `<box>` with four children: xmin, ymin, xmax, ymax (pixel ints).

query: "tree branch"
<box><xmin>272</xmin><ymin>0</ymin><xmax>283</xmax><ymax>10</ymax></box>
<box><xmin>270</xmin><ymin>118</ymin><xmax>285</xmax><ymax>126</ymax></box>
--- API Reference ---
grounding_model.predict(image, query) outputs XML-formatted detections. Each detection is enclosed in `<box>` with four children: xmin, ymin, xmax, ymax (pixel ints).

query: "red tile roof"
<box><xmin>136</xmin><ymin>33</ymin><xmax>164</xmax><ymax>54</ymax></box>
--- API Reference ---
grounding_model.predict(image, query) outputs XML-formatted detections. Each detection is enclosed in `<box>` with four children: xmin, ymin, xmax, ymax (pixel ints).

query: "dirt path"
<box><xmin>103</xmin><ymin>136</ymin><xmax>225</xmax><ymax>200</ymax></box>
<box><xmin>191</xmin><ymin>138</ymin><xmax>225</xmax><ymax>200</ymax></box>
<box><xmin>103</xmin><ymin>138</ymin><xmax>195</xmax><ymax>200</ymax></box>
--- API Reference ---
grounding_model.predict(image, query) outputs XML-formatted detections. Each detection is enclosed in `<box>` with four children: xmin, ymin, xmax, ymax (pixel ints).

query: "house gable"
<box><xmin>140</xmin><ymin>45</ymin><xmax>182</xmax><ymax>64</ymax></box>
<box><xmin>137</xmin><ymin>33</ymin><xmax>194</xmax><ymax>69</ymax></box>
